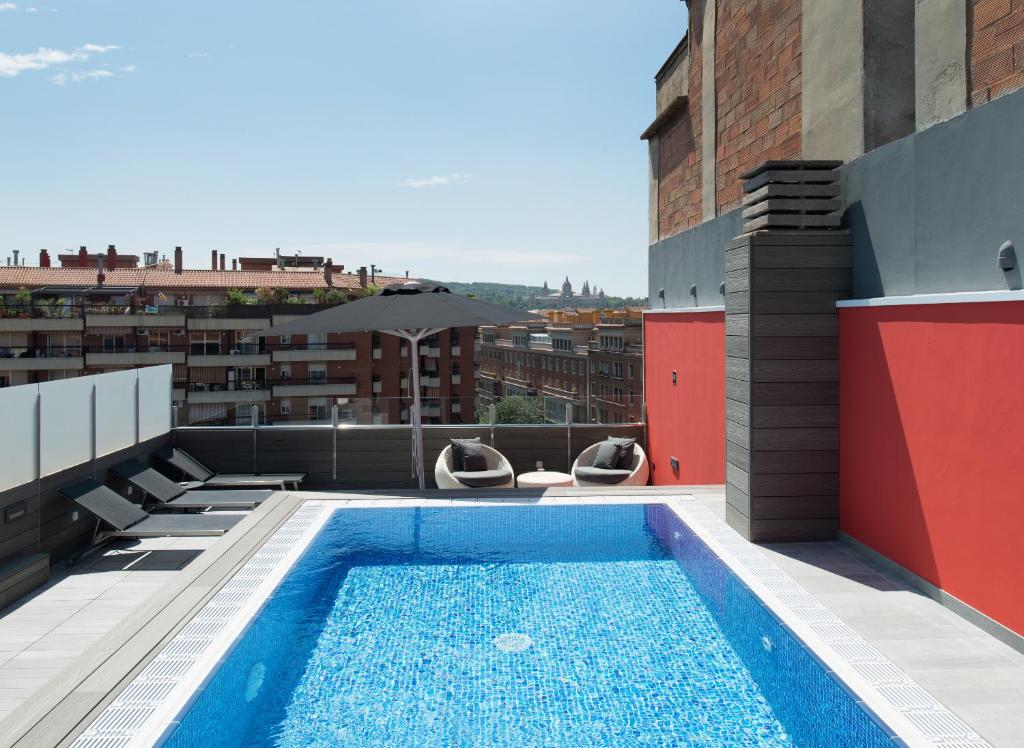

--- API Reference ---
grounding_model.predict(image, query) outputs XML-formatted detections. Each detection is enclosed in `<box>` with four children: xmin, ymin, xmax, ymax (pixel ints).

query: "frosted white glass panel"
<box><xmin>0</xmin><ymin>383</ymin><xmax>39</xmax><ymax>491</ymax></box>
<box><xmin>95</xmin><ymin>369</ymin><xmax>138</xmax><ymax>457</ymax></box>
<box><xmin>40</xmin><ymin>376</ymin><xmax>94</xmax><ymax>477</ymax></box>
<box><xmin>138</xmin><ymin>365</ymin><xmax>172</xmax><ymax>441</ymax></box>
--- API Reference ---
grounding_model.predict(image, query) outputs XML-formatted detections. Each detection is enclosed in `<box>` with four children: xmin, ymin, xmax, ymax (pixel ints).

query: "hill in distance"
<box><xmin>427</xmin><ymin>279</ymin><xmax>647</xmax><ymax>311</ymax></box>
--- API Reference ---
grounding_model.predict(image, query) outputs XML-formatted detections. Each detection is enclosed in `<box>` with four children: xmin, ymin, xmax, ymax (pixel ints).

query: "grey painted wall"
<box><xmin>648</xmin><ymin>208</ymin><xmax>741</xmax><ymax>309</ymax></box>
<box><xmin>914</xmin><ymin>0</ymin><xmax>968</xmax><ymax>130</ymax></box>
<box><xmin>0</xmin><ymin>434</ymin><xmax>171</xmax><ymax>570</ymax></box>
<box><xmin>650</xmin><ymin>88</ymin><xmax>1024</xmax><ymax>303</ymax></box>
<box><xmin>843</xmin><ymin>87</ymin><xmax>1024</xmax><ymax>298</ymax></box>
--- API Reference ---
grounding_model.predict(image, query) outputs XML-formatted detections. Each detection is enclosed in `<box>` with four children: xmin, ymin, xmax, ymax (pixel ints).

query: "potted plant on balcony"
<box><xmin>254</xmin><ymin>286</ymin><xmax>290</xmax><ymax>305</ymax></box>
<box><xmin>313</xmin><ymin>288</ymin><xmax>347</xmax><ymax>306</ymax></box>
<box><xmin>224</xmin><ymin>288</ymin><xmax>250</xmax><ymax>306</ymax></box>
<box><xmin>14</xmin><ymin>287</ymin><xmax>31</xmax><ymax>318</ymax></box>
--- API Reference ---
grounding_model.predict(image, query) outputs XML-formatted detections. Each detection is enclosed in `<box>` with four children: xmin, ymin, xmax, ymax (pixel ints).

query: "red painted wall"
<box><xmin>840</xmin><ymin>301</ymin><xmax>1024</xmax><ymax>636</ymax></box>
<box><xmin>643</xmin><ymin>311</ymin><xmax>725</xmax><ymax>485</ymax></box>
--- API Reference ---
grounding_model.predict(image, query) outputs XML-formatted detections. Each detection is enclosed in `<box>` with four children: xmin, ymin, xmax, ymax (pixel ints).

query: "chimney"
<box><xmin>211</xmin><ymin>249</ymin><xmax>217</xmax><ymax>270</ymax></box>
<box><xmin>96</xmin><ymin>255</ymin><xmax>105</xmax><ymax>286</ymax></box>
<box><xmin>174</xmin><ymin>246</ymin><xmax>183</xmax><ymax>275</ymax></box>
<box><xmin>324</xmin><ymin>259</ymin><xmax>333</xmax><ymax>286</ymax></box>
<box><xmin>232</xmin><ymin>258</ymin><xmax>237</xmax><ymax>271</ymax></box>
<box><xmin>79</xmin><ymin>246</ymin><xmax>88</xmax><ymax>268</ymax></box>
<box><xmin>39</xmin><ymin>249</ymin><xmax>50</xmax><ymax>267</ymax></box>
<box><xmin>275</xmin><ymin>247</ymin><xmax>282</xmax><ymax>269</ymax></box>
<box><xmin>107</xmin><ymin>244</ymin><xmax>117</xmax><ymax>268</ymax></box>
<box><xmin>12</xmin><ymin>249</ymin><xmax>19</xmax><ymax>266</ymax></box>
<box><xmin>219</xmin><ymin>253</ymin><xmax>225</xmax><ymax>271</ymax></box>
<box><xmin>405</xmin><ymin>270</ymin><xmax>409</xmax><ymax>278</ymax></box>
<box><xmin>358</xmin><ymin>266</ymin><xmax>368</xmax><ymax>288</ymax></box>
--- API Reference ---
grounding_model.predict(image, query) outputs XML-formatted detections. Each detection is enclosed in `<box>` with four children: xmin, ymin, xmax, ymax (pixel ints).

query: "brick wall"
<box><xmin>714</xmin><ymin>0</ymin><xmax>802</xmax><ymax>213</ymax></box>
<box><xmin>656</xmin><ymin>1</ymin><xmax>707</xmax><ymax>240</ymax></box>
<box><xmin>970</xmin><ymin>0</ymin><xmax>1024</xmax><ymax>105</ymax></box>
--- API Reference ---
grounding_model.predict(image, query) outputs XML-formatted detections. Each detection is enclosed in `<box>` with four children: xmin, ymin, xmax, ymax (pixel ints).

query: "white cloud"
<box><xmin>25</xmin><ymin>6</ymin><xmax>38</xmax><ymax>12</ymax></box>
<box><xmin>188</xmin><ymin>51</ymin><xmax>212</xmax><ymax>59</ymax></box>
<box><xmin>0</xmin><ymin>42</ymin><xmax>118</xmax><ymax>78</ymax></box>
<box><xmin>0</xmin><ymin>3</ymin><xmax>16</xmax><ymax>11</ymax></box>
<box><xmin>50</xmin><ymin>69</ymin><xmax>113</xmax><ymax>86</ymax></box>
<box><xmin>120</xmin><ymin>64</ymin><xmax>136</xmax><ymax>72</ymax></box>
<box><xmin>399</xmin><ymin>173</ymin><xmax>472</xmax><ymax>189</ymax></box>
<box><xmin>79</xmin><ymin>43</ymin><xmax>119</xmax><ymax>54</ymax></box>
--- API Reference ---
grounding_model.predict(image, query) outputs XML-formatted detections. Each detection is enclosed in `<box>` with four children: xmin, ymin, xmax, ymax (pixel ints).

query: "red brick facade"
<box><xmin>714</xmin><ymin>0</ymin><xmax>802</xmax><ymax>213</ymax></box>
<box><xmin>970</xmin><ymin>0</ymin><xmax>1024</xmax><ymax>105</ymax></box>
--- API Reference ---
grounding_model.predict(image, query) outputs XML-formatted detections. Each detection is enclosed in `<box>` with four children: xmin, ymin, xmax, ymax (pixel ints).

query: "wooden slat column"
<box><xmin>724</xmin><ymin>162</ymin><xmax>851</xmax><ymax>542</ymax></box>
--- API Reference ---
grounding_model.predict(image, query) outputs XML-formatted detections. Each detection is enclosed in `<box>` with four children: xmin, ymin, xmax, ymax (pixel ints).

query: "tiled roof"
<box><xmin>0</xmin><ymin>266</ymin><xmax>409</xmax><ymax>291</ymax></box>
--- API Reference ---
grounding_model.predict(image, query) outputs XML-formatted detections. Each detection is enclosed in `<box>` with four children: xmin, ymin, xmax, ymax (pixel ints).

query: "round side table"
<box><xmin>516</xmin><ymin>470</ymin><xmax>574</xmax><ymax>488</ymax></box>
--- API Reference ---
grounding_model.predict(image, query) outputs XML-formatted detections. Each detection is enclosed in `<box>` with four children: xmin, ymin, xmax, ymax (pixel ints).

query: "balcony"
<box><xmin>0</xmin><ymin>347</ymin><xmax>85</xmax><ymax>371</ymax></box>
<box><xmin>0</xmin><ymin>305</ymin><xmax>84</xmax><ymax>332</ymax></box>
<box><xmin>272</xmin><ymin>377</ymin><xmax>358</xmax><ymax>397</ymax></box>
<box><xmin>85</xmin><ymin>345</ymin><xmax>186</xmax><ymax>366</ymax></box>
<box><xmin>420</xmin><ymin>373</ymin><xmax>441</xmax><ymax>387</ymax></box>
<box><xmin>186</xmin><ymin>382</ymin><xmax>272</xmax><ymax>404</ymax></box>
<box><xmin>451</xmin><ymin>373</ymin><xmax>461</xmax><ymax>385</ymax></box>
<box><xmin>85</xmin><ymin>310</ymin><xmax>187</xmax><ymax>328</ymax></box>
<box><xmin>188</xmin><ymin>346</ymin><xmax>272</xmax><ymax>367</ymax></box>
<box><xmin>451</xmin><ymin>345</ymin><xmax>461</xmax><ymax>356</ymax></box>
<box><xmin>271</xmin><ymin>345</ymin><xmax>356</xmax><ymax>362</ymax></box>
<box><xmin>421</xmin><ymin>345</ymin><xmax>441</xmax><ymax>357</ymax></box>
<box><xmin>372</xmin><ymin>347</ymin><xmax>382</xmax><ymax>360</ymax></box>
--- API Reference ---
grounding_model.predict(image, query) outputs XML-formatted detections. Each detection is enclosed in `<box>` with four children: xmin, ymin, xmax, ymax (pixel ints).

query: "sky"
<box><xmin>0</xmin><ymin>1</ymin><xmax>687</xmax><ymax>297</ymax></box>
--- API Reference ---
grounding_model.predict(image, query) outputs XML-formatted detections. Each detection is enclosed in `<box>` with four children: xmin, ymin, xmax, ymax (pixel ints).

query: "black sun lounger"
<box><xmin>155</xmin><ymin>446</ymin><xmax>305</xmax><ymax>490</ymax></box>
<box><xmin>112</xmin><ymin>459</ymin><xmax>273</xmax><ymax>510</ymax></box>
<box><xmin>59</xmin><ymin>479</ymin><xmax>242</xmax><ymax>538</ymax></box>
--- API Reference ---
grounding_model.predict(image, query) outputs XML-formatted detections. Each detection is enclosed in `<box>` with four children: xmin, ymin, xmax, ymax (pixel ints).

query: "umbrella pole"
<box><xmin>383</xmin><ymin>327</ymin><xmax>444</xmax><ymax>491</ymax></box>
<box><xmin>409</xmin><ymin>334</ymin><xmax>425</xmax><ymax>490</ymax></box>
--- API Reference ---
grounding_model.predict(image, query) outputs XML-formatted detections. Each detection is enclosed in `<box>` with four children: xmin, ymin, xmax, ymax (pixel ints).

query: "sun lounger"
<box><xmin>112</xmin><ymin>460</ymin><xmax>273</xmax><ymax>510</ymax></box>
<box><xmin>59</xmin><ymin>479</ymin><xmax>242</xmax><ymax>539</ymax></box>
<box><xmin>155</xmin><ymin>446</ymin><xmax>305</xmax><ymax>490</ymax></box>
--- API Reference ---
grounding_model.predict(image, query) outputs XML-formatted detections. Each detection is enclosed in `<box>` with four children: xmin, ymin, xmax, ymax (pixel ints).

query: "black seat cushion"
<box><xmin>450</xmin><ymin>438</ymin><xmax>486</xmax><ymax>472</ymax></box>
<box><xmin>607</xmin><ymin>437</ymin><xmax>637</xmax><ymax>469</ymax></box>
<box><xmin>451</xmin><ymin>469</ymin><xmax>513</xmax><ymax>488</ymax></box>
<box><xmin>591</xmin><ymin>441</ymin><xmax>622</xmax><ymax>470</ymax></box>
<box><xmin>573</xmin><ymin>466</ymin><xmax>633</xmax><ymax>485</ymax></box>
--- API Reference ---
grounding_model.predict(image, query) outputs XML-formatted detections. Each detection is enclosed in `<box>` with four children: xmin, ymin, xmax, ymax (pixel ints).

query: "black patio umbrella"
<box><xmin>256</xmin><ymin>282</ymin><xmax>543</xmax><ymax>489</ymax></box>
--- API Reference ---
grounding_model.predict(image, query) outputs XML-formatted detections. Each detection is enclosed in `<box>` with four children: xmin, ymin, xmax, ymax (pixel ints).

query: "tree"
<box><xmin>313</xmin><ymin>287</ymin><xmax>348</xmax><ymax>305</ymax></box>
<box><xmin>480</xmin><ymin>396</ymin><xmax>546</xmax><ymax>424</ymax></box>
<box><xmin>14</xmin><ymin>287</ymin><xmax>31</xmax><ymax>305</ymax></box>
<box><xmin>224</xmin><ymin>288</ymin><xmax>250</xmax><ymax>306</ymax></box>
<box><xmin>254</xmin><ymin>286</ymin><xmax>290</xmax><ymax>305</ymax></box>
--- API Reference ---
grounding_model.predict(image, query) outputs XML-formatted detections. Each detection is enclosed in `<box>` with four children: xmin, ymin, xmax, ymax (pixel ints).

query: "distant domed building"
<box><xmin>533</xmin><ymin>277</ymin><xmax>604</xmax><ymax>308</ymax></box>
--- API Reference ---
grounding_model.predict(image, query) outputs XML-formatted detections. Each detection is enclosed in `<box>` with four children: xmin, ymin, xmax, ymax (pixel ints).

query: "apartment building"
<box><xmin>0</xmin><ymin>246</ymin><xmax>475</xmax><ymax>425</ymax></box>
<box><xmin>476</xmin><ymin>308</ymin><xmax>643</xmax><ymax>424</ymax></box>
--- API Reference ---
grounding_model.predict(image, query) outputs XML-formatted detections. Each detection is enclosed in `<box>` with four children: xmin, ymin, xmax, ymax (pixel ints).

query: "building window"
<box><xmin>309</xmin><ymin>364</ymin><xmax>327</xmax><ymax>384</ymax></box>
<box><xmin>628</xmin><ymin>364</ymin><xmax>635</xmax><ymax>379</ymax></box>
<box><xmin>307</xmin><ymin>332</ymin><xmax>327</xmax><ymax>351</ymax></box>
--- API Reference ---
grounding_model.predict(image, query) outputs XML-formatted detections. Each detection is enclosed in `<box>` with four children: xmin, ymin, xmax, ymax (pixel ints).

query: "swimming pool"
<box><xmin>148</xmin><ymin>502</ymin><xmax>902</xmax><ymax>747</ymax></box>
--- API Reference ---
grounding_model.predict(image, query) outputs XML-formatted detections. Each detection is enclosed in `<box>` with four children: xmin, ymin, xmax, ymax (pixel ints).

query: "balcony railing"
<box><xmin>0</xmin><ymin>304</ymin><xmax>82</xmax><ymax>319</ymax></box>
<box><xmin>0</xmin><ymin>346</ymin><xmax>84</xmax><ymax>359</ymax></box>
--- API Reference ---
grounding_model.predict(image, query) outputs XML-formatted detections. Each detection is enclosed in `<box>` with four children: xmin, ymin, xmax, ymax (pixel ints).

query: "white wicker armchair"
<box><xmin>571</xmin><ymin>442</ymin><xmax>650</xmax><ymax>487</ymax></box>
<box><xmin>434</xmin><ymin>444</ymin><xmax>516</xmax><ymax>489</ymax></box>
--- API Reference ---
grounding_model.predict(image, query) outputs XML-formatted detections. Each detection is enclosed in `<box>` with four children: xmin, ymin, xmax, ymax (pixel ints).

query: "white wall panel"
<box><xmin>0</xmin><ymin>383</ymin><xmax>39</xmax><ymax>491</ymax></box>
<box><xmin>95</xmin><ymin>369</ymin><xmax>139</xmax><ymax>457</ymax></box>
<box><xmin>138</xmin><ymin>365</ymin><xmax>172</xmax><ymax>441</ymax></box>
<box><xmin>39</xmin><ymin>375</ymin><xmax>94</xmax><ymax>477</ymax></box>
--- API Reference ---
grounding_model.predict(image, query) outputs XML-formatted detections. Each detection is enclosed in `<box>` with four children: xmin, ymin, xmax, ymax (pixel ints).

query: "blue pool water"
<box><xmin>164</xmin><ymin>505</ymin><xmax>895</xmax><ymax>747</ymax></box>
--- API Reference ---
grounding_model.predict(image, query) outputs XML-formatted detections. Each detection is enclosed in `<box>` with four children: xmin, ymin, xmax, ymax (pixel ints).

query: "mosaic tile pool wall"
<box><xmin>162</xmin><ymin>505</ymin><xmax>894</xmax><ymax>747</ymax></box>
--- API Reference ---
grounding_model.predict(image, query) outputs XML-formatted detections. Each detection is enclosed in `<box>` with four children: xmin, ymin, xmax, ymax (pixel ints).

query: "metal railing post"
<box><xmin>565</xmin><ymin>402</ymin><xmax>573</xmax><ymax>472</ymax></box>
<box><xmin>488</xmin><ymin>403</ymin><xmax>496</xmax><ymax>447</ymax></box>
<box><xmin>251</xmin><ymin>404</ymin><xmax>259</xmax><ymax>473</ymax></box>
<box><xmin>331</xmin><ymin>404</ymin><xmax>339</xmax><ymax>482</ymax></box>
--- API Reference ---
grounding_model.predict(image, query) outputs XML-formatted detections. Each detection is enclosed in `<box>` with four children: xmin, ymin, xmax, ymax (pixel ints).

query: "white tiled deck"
<box><xmin>0</xmin><ymin>537</ymin><xmax>217</xmax><ymax>724</ymax></box>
